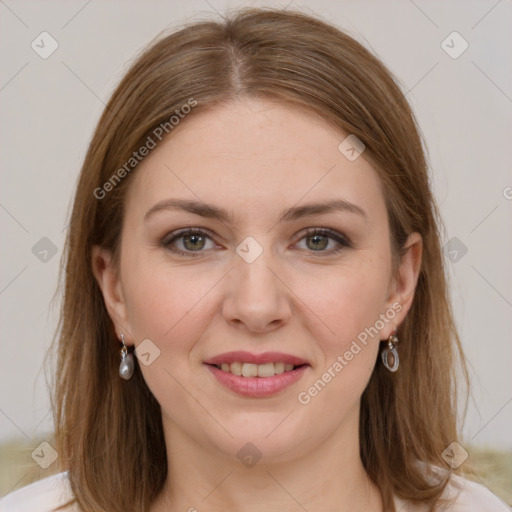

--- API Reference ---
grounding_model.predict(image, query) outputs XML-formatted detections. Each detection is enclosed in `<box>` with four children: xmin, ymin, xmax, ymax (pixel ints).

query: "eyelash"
<box><xmin>161</xmin><ymin>227</ymin><xmax>352</xmax><ymax>258</ymax></box>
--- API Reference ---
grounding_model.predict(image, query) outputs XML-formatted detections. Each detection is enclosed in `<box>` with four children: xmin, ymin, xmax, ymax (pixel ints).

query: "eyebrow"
<box><xmin>144</xmin><ymin>198</ymin><xmax>367</xmax><ymax>223</ymax></box>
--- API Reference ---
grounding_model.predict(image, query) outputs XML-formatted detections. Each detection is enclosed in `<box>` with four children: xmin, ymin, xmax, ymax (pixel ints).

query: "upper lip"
<box><xmin>204</xmin><ymin>351</ymin><xmax>309</xmax><ymax>366</ymax></box>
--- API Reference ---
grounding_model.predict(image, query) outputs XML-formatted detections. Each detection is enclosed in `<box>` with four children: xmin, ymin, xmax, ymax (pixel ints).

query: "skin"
<box><xmin>93</xmin><ymin>98</ymin><xmax>422</xmax><ymax>512</ymax></box>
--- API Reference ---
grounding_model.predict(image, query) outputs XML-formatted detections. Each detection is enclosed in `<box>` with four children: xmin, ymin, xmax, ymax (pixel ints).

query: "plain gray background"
<box><xmin>1</xmin><ymin>0</ymin><xmax>511</xmax><ymax>452</ymax></box>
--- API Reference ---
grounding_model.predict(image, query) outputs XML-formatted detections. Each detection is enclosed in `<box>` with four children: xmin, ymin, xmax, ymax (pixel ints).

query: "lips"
<box><xmin>204</xmin><ymin>351</ymin><xmax>310</xmax><ymax>398</ymax></box>
<box><xmin>204</xmin><ymin>351</ymin><xmax>309</xmax><ymax>366</ymax></box>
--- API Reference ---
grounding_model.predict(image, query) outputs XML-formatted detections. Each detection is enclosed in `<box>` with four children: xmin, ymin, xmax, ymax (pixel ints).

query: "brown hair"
<box><xmin>50</xmin><ymin>7</ymin><xmax>472</xmax><ymax>511</ymax></box>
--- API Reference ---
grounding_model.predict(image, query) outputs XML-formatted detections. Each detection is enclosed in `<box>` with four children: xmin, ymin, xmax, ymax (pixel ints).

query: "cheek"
<box><xmin>299</xmin><ymin>258</ymin><xmax>392</xmax><ymax>351</ymax></box>
<box><xmin>121</xmin><ymin>260</ymin><xmax>219</xmax><ymax>405</ymax></box>
<box><xmin>122</xmin><ymin>253</ymin><xmax>218</xmax><ymax>348</ymax></box>
<box><xmin>294</xmin><ymin>262</ymin><xmax>390</xmax><ymax>416</ymax></box>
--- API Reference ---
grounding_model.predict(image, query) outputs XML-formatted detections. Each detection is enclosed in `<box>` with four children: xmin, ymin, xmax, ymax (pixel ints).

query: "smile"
<box><xmin>204</xmin><ymin>351</ymin><xmax>310</xmax><ymax>398</ymax></box>
<box><xmin>214</xmin><ymin>361</ymin><xmax>298</xmax><ymax>377</ymax></box>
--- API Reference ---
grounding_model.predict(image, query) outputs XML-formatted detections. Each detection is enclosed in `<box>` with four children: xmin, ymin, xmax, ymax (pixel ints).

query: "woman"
<box><xmin>1</xmin><ymin>7</ymin><xmax>508</xmax><ymax>512</ymax></box>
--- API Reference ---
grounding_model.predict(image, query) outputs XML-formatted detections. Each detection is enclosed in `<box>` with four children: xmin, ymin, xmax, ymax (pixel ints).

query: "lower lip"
<box><xmin>205</xmin><ymin>364</ymin><xmax>309</xmax><ymax>398</ymax></box>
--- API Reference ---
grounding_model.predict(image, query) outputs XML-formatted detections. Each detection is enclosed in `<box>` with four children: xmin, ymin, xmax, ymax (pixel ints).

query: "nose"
<box><xmin>222</xmin><ymin>248</ymin><xmax>292</xmax><ymax>334</ymax></box>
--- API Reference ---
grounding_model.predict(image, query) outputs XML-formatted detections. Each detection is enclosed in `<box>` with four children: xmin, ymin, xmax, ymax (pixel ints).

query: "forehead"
<box><xmin>124</xmin><ymin>98</ymin><xmax>386</xmax><ymax>225</ymax></box>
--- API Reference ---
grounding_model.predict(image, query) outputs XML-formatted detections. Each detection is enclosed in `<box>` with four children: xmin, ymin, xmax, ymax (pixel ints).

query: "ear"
<box><xmin>91</xmin><ymin>245</ymin><xmax>133</xmax><ymax>344</ymax></box>
<box><xmin>381</xmin><ymin>232</ymin><xmax>423</xmax><ymax>339</ymax></box>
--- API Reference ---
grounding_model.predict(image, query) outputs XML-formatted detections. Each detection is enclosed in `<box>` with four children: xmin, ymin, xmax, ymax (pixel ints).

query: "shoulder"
<box><xmin>394</xmin><ymin>469</ymin><xmax>510</xmax><ymax>511</ymax></box>
<box><xmin>438</xmin><ymin>472</ymin><xmax>510</xmax><ymax>511</ymax></box>
<box><xmin>0</xmin><ymin>472</ymin><xmax>77</xmax><ymax>512</ymax></box>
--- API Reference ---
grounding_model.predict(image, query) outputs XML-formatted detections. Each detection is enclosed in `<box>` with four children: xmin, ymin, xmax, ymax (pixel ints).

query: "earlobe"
<box><xmin>383</xmin><ymin>232</ymin><xmax>423</xmax><ymax>337</ymax></box>
<box><xmin>91</xmin><ymin>245</ymin><xmax>132</xmax><ymax>341</ymax></box>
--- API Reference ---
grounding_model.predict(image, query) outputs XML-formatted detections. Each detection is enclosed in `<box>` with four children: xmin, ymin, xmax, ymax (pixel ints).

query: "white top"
<box><xmin>0</xmin><ymin>470</ymin><xmax>509</xmax><ymax>511</ymax></box>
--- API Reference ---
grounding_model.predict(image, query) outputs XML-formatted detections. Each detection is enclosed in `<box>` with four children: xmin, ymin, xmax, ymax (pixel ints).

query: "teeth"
<box><xmin>230</xmin><ymin>362</ymin><xmax>242</xmax><ymax>376</ymax></box>
<box><xmin>242</xmin><ymin>363</ymin><xmax>258</xmax><ymax>377</ymax></box>
<box><xmin>217</xmin><ymin>361</ymin><xmax>300</xmax><ymax>377</ymax></box>
<box><xmin>274</xmin><ymin>362</ymin><xmax>285</xmax><ymax>374</ymax></box>
<box><xmin>257</xmin><ymin>363</ymin><xmax>275</xmax><ymax>377</ymax></box>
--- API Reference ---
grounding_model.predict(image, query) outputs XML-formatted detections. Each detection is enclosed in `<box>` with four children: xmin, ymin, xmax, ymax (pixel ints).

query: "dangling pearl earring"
<box><xmin>119</xmin><ymin>333</ymin><xmax>134</xmax><ymax>380</ymax></box>
<box><xmin>381</xmin><ymin>330</ymin><xmax>399</xmax><ymax>372</ymax></box>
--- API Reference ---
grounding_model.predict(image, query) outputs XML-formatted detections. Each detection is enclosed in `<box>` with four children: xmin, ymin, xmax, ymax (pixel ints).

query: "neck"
<box><xmin>151</xmin><ymin>413</ymin><xmax>383</xmax><ymax>512</ymax></box>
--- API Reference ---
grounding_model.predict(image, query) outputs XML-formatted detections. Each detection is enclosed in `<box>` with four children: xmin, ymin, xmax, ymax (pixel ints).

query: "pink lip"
<box><xmin>204</xmin><ymin>351</ymin><xmax>309</xmax><ymax>366</ymax></box>
<box><xmin>206</xmin><ymin>364</ymin><xmax>309</xmax><ymax>398</ymax></box>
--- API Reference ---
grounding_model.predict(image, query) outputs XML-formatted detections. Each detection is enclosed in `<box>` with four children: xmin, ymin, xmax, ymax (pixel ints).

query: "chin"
<box><xmin>205</xmin><ymin>414</ymin><xmax>318</xmax><ymax>466</ymax></box>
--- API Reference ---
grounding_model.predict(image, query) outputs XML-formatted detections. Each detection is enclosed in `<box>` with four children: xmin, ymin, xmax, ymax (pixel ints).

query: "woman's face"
<box><xmin>94</xmin><ymin>98</ymin><xmax>420</xmax><ymax>463</ymax></box>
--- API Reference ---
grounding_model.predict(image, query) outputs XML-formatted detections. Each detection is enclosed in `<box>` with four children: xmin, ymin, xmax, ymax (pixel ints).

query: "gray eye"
<box><xmin>181</xmin><ymin>234</ymin><xmax>207</xmax><ymax>251</ymax></box>
<box><xmin>305</xmin><ymin>234</ymin><xmax>330</xmax><ymax>251</ymax></box>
